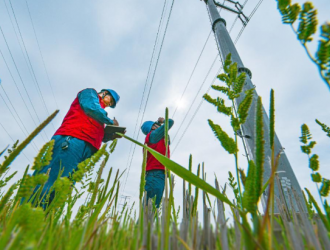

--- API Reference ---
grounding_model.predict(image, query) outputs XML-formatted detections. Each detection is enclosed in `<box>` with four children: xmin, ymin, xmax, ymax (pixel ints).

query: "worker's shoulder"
<box><xmin>80</xmin><ymin>88</ymin><xmax>97</xmax><ymax>93</ymax></box>
<box><xmin>78</xmin><ymin>88</ymin><xmax>98</xmax><ymax>96</ymax></box>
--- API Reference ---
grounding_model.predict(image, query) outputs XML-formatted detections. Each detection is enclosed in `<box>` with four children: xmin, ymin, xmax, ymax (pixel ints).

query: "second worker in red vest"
<box><xmin>141</xmin><ymin>117</ymin><xmax>174</xmax><ymax>208</ymax></box>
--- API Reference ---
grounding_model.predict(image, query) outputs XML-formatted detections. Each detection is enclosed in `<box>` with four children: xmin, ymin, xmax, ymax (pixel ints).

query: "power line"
<box><xmin>25</xmin><ymin>0</ymin><xmax>59</xmax><ymax>109</ymax></box>
<box><xmin>0</xmin><ymin>121</ymin><xmax>30</xmax><ymax>162</ymax></box>
<box><xmin>172</xmin><ymin>30</ymin><xmax>212</xmax><ymax>118</ymax></box>
<box><xmin>248</xmin><ymin>0</ymin><xmax>264</xmax><ymax>19</ymax></box>
<box><xmin>122</xmin><ymin>0</ymin><xmax>168</xmax><ymax>191</ymax></box>
<box><xmin>0</xmin><ymin>88</ymin><xmax>39</xmax><ymax>152</ymax></box>
<box><xmin>8</xmin><ymin>0</ymin><xmax>54</xmax><ymax>131</ymax></box>
<box><xmin>172</xmin><ymin>54</ymin><xmax>219</xmax><ymax>143</ymax></box>
<box><xmin>121</xmin><ymin>0</ymin><xmax>176</xmax><ymax>196</ymax></box>
<box><xmin>0</xmin><ymin>42</ymin><xmax>48</xmax><ymax>144</ymax></box>
<box><xmin>172</xmin><ymin>68</ymin><xmax>222</xmax><ymax>154</ymax></box>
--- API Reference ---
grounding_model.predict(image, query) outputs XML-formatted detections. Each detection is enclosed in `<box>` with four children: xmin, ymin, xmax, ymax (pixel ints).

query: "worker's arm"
<box><xmin>149</xmin><ymin>119</ymin><xmax>174</xmax><ymax>144</ymax></box>
<box><xmin>78</xmin><ymin>88</ymin><xmax>114</xmax><ymax>125</ymax></box>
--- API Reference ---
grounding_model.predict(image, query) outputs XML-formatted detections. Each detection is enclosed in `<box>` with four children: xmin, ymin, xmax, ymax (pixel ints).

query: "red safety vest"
<box><xmin>54</xmin><ymin>89</ymin><xmax>105</xmax><ymax>150</ymax></box>
<box><xmin>144</xmin><ymin>132</ymin><xmax>170</xmax><ymax>171</ymax></box>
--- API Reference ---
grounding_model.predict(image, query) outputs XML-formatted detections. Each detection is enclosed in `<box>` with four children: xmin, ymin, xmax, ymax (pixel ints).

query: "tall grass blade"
<box><xmin>0</xmin><ymin>110</ymin><xmax>59</xmax><ymax>174</ymax></box>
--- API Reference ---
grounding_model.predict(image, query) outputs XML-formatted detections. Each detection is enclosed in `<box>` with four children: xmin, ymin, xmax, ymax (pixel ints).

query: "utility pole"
<box><xmin>202</xmin><ymin>0</ymin><xmax>306</xmax><ymax>212</ymax></box>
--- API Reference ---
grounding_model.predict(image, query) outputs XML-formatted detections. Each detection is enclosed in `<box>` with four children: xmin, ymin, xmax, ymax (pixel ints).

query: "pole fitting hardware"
<box><xmin>238</xmin><ymin>67</ymin><xmax>252</xmax><ymax>79</ymax></box>
<box><xmin>212</xmin><ymin>17</ymin><xmax>226</xmax><ymax>31</ymax></box>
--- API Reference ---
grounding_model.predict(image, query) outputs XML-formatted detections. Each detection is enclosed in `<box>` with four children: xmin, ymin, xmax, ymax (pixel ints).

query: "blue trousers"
<box><xmin>144</xmin><ymin>170</ymin><xmax>165</xmax><ymax>208</ymax></box>
<box><xmin>31</xmin><ymin>135</ymin><xmax>97</xmax><ymax>206</ymax></box>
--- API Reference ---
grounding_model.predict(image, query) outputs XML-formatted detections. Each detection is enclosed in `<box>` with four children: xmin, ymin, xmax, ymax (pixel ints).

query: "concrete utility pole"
<box><xmin>202</xmin><ymin>0</ymin><xmax>306</xmax><ymax>212</ymax></box>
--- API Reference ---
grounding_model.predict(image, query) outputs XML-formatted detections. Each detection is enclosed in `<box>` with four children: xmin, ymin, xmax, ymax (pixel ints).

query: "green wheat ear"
<box><xmin>309</xmin><ymin>154</ymin><xmax>319</xmax><ymax>171</ymax></box>
<box><xmin>297</xmin><ymin>2</ymin><xmax>318</xmax><ymax>43</ymax></box>
<box><xmin>32</xmin><ymin>140</ymin><xmax>55</xmax><ymax>172</ymax></box>
<box><xmin>300</xmin><ymin>124</ymin><xmax>316</xmax><ymax>154</ymax></box>
<box><xmin>208</xmin><ymin>119</ymin><xmax>238</xmax><ymax>154</ymax></box>
<box><xmin>315</xmin><ymin>119</ymin><xmax>330</xmax><ymax>137</ymax></box>
<box><xmin>242</xmin><ymin>160</ymin><xmax>257</xmax><ymax>213</ymax></box>
<box><xmin>300</xmin><ymin>124</ymin><xmax>312</xmax><ymax>144</ymax></box>
<box><xmin>320</xmin><ymin>179</ymin><xmax>330</xmax><ymax>197</ymax></box>
<box><xmin>237</xmin><ymin>88</ymin><xmax>254</xmax><ymax>125</ymax></box>
<box><xmin>255</xmin><ymin>97</ymin><xmax>265</xmax><ymax>200</ymax></box>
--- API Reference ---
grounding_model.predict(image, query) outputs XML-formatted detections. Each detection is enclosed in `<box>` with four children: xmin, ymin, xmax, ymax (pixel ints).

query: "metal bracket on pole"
<box><xmin>212</xmin><ymin>17</ymin><xmax>227</xmax><ymax>30</ymax></box>
<box><xmin>238</xmin><ymin>67</ymin><xmax>252</xmax><ymax>79</ymax></box>
<box><xmin>214</xmin><ymin>0</ymin><xmax>249</xmax><ymax>26</ymax></box>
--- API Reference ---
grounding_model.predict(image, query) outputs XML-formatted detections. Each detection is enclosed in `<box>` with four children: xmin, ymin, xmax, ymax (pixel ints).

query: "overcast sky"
<box><xmin>0</xmin><ymin>0</ymin><xmax>329</xmax><ymax>218</ymax></box>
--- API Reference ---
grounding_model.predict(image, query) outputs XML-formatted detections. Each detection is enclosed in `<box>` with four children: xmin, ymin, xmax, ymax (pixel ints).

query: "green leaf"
<box><xmin>300</xmin><ymin>124</ymin><xmax>312</xmax><ymax>144</ymax></box>
<box><xmin>277</xmin><ymin>0</ymin><xmax>290</xmax><ymax>10</ymax></box>
<box><xmin>297</xmin><ymin>2</ymin><xmax>318</xmax><ymax>43</ymax></box>
<box><xmin>228</xmin><ymin>171</ymin><xmax>239</xmax><ymax>202</ymax></box>
<box><xmin>309</xmin><ymin>154</ymin><xmax>319</xmax><ymax>171</ymax></box>
<box><xmin>320</xmin><ymin>179</ymin><xmax>330</xmax><ymax>197</ymax></box>
<box><xmin>255</xmin><ymin>97</ymin><xmax>265</xmax><ymax>199</ymax></box>
<box><xmin>277</xmin><ymin>0</ymin><xmax>301</xmax><ymax>24</ymax></box>
<box><xmin>311</xmin><ymin>172</ymin><xmax>321</xmax><ymax>183</ymax></box>
<box><xmin>315</xmin><ymin>23</ymin><xmax>330</xmax><ymax>82</ymax></box>
<box><xmin>301</xmin><ymin>141</ymin><xmax>316</xmax><ymax>154</ymax></box>
<box><xmin>315</xmin><ymin>119</ymin><xmax>330</xmax><ymax>138</ymax></box>
<box><xmin>233</xmin><ymin>72</ymin><xmax>246</xmax><ymax>94</ymax></box>
<box><xmin>223</xmin><ymin>54</ymin><xmax>232</xmax><ymax>73</ymax></box>
<box><xmin>203</xmin><ymin>94</ymin><xmax>232</xmax><ymax>116</ymax></box>
<box><xmin>237</xmin><ymin>88</ymin><xmax>254</xmax><ymax>125</ymax></box>
<box><xmin>242</xmin><ymin>160</ymin><xmax>258</xmax><ymax>213</ymax></box>
<box><xmin>208</xmin><ymin>119</ymin><xmax>238</xmax><ymax>154</ymax></box>
<box><xmin>32</xmin><ymin>140</ymin><xmax>55</xmax><ymax>172</ymax></box>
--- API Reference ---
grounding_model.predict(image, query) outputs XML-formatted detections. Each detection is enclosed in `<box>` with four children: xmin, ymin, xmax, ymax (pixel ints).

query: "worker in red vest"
<box><xmin>141</xmin><ymin>117</ymin><xmax>174</xmax><ymax>208</ymax></box>
<box><xmin>32</xmin><ymin>88</ymin><xmax>120</xmax><ymax>207</ymax></box>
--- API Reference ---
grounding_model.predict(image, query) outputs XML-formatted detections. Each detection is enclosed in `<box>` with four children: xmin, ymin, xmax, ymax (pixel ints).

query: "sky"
<box><xmin>0</xmin><ymin>0</ymin><xmax>329</xmax><ymax>220</ymax></box>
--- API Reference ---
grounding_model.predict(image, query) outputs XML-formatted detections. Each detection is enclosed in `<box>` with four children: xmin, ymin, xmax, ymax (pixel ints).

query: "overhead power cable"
<box><xmin>171</xmin><ymin>68</ymin><xmax>222</xmax><ymax>154</ymax></box>
<box><xmin>0</xmin><ymin>121</ymin><xmax>30</xmax><ymax>162</ymax></box>
<box><xmin>0</xmin><ymin>40</ymin><xmax>47</xmax><ymax>144</ymax></box>
<box><xmin>0</xmin><ymin>89</ymin><xmax>39</xmax><ymax>152</ymax></box>
<box><xmin>122</xmin><ymin>0</ymin><xmax>168</xmax><ymax>189</ymax></box>
<box><xmin>8</xmin><ymin>0</ymin><xmax>54</xmax><ymax>131</ymax></box>
<box><xmin>121</xmin><ymin>0</ymin><xmax>176</xmax><ymax>197</ymax></box>
<box><xmin>248</xmin><ymin>0</ymin><xmax>263</xmax><ymax>19</ymax></box>
<box><xmin>25</xmin><ymin>0</ymin><xmax>59</xmax><ymax>109</ymax></box>
<box><xmin>172</xmin><ymin>54</ymin><xmax>219</xmax><ymax>143</ymax></box>
<box><xmin>172</xmin><ymin>30</ymin><xmax>212</xmax><ymax>118</ymax></box>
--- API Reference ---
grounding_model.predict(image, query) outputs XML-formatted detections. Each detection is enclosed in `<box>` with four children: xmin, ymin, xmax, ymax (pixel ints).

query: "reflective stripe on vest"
<box><xmin>144</xmin><ymin>132</ymin><xmax>170</xmax><ymax>172</ymax></box>
<box><xmin>54</xmin><ymin>89</ymin><xmax>105</xmax><ymax>149</ymax></box>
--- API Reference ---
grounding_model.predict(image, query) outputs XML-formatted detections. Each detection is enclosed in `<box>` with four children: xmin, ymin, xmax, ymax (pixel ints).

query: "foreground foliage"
<box><xmin>0</xmin><ymin>60</ymin><xmax>330</xmax><ymax>249</ymax></box>
<box><xmin>276</xmin><ymin>0</ymin><xmax>330</xmax><ymax>90</ymax></box>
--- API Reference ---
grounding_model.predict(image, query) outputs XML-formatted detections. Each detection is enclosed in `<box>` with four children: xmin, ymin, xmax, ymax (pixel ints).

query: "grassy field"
<box><xmin>0</xmin><ymin>56</ymin><xmax>329</xmax><ymax>250</ymax></box>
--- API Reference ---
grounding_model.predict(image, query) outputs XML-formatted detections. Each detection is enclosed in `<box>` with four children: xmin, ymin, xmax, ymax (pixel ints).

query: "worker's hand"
<box><xmin>158</xmin><ymin>117</ymin><xmax>165</xmax><ymax>123</ymax></box>
<box><xmin>113</xmin><ymin>118</ymin><xmax>119</xmax><ymax>126</ymax></box>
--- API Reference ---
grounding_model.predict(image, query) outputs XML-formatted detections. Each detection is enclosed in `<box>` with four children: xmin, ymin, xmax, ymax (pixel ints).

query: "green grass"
<box><xmin>0</xmin><ymin>58</ymin><xmax>330</xmax><ymax>249</ymax></box>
